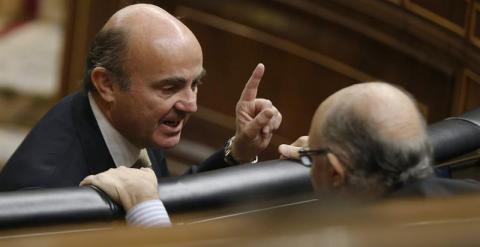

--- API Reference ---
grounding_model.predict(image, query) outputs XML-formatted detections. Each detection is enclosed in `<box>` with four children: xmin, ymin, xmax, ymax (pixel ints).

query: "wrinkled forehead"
<box><xmin>127</xmin><ymin>34</ymin><xmax>202</xmax><ymax>70</ymax></box>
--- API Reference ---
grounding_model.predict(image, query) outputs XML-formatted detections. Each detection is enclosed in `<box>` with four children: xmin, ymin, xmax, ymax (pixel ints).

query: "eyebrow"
<box><xmin>157</xmin><ymin>69</ymin><xmax>207</xmax><ymax>86</ymax></box>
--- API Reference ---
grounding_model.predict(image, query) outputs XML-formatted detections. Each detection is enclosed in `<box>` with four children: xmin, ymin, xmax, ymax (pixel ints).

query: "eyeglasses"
<box><xmin>298</xmin><ymin>148</ymin><xmax>330</xmax><ymax>167</ymax></box>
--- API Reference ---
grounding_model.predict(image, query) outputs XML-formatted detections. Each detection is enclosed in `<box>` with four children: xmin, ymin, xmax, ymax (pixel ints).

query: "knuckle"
<box><xmin>256</xmin><ymin>98</ymin><xmax>272</xmax><ymax>106</ymax></box>
<box><xmin>299</xmin><ymin>136</ymin><xmax>308</xmax><ymax>142</ymax></box>
<box><xmin>286</xmin><ymin>145</ymin><xmax>296</xmax><ymax>152</ymax></box>
<box><xmin>96</xmin><ymin>174</ymin><xmax>106</xmax><ymax>181</ymax></box>
<box><xmin>274</xmin><ymin>108</ymin><xmax>280</xmax><ymax>116</ymax></box>
<box><xmin>276</xmin><ymin>114</ymin><xmax>283</xmax><ymax>124</ymax></box>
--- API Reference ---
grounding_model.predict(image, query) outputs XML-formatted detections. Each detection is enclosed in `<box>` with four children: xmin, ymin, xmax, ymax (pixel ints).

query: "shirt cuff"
<box><xmin>125</xmin><ymin>199</ymin><xmax>171</xmax><ymax>227</ymax></box>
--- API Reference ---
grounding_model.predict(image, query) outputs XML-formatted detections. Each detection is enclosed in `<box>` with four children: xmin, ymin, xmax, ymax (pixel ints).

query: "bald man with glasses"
<box><xmin>280</xmin><ymin>82</ymin><xmax>480</xmax><ymax>198</ymax></box>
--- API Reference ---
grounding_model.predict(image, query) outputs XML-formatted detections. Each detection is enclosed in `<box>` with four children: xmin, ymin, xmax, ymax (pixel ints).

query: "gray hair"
<box><xmin>83</xmin><ymin>28</ymin><xmax>130</xmax><ymax>92</ymax></box>
<box><xmin>321</xmin><ymin>100</ymin><xmax>434</xmax><ymax>194</ymax></box>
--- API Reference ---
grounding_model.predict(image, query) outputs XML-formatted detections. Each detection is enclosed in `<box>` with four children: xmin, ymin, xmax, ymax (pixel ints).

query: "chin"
<box><xmin>151</xmin><ymin>133</ymin><xmax>182</xmax><ymax>149</ymax></box>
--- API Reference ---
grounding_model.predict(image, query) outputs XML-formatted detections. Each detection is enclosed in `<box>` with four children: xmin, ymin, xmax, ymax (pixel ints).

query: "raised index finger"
<box><xmin>239</xmin><ymin>63</ymin><xmax>265</xmax><ymax>102</ymax></box>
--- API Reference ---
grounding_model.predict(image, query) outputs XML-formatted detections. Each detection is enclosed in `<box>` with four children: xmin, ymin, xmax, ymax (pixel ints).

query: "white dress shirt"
<box><xmin>126</xmin><ymin>200</ymin><xmax>171</xmax><ymax>227</ymax></box>
<box><xmin>88</xmin><ymin>93</ymin><xmax>171</xmax><ymax>227</ymax></box>
<box><xmin>88</xmin><ymin>93</ymin><xmax>140</xmax><ymax>168</ymax></box>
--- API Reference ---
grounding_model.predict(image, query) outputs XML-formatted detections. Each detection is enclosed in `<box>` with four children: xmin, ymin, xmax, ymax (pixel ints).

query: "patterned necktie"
<box><xmin>132</xmin><ymin>149</ymin><xmax>152</xmax><ymax>169</ymax></box>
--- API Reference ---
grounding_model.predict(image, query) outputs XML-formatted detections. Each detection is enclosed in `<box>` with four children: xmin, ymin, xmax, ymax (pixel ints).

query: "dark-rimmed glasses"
<box><xmin>298</xmin><ymin>148</ymin><xmax>330</xmax><ymax>167</ymax></box>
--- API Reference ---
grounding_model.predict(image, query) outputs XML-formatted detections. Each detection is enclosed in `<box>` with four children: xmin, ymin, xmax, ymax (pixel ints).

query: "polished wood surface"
<box><xmin>2</xmin><ymin>194</ymin><xmax>480</xmax><ymax>246</ymax></box>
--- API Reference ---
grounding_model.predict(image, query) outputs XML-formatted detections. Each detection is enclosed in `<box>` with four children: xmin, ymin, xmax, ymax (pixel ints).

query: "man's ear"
<box><xmin>91</xmin><ymin>67</ymin><xmax>116</xmax><ymax>103</ymax></box>
<box><xmin>326</xmin><ymin>153</ymin><xmax>346</xmax><ymax>187</ymax></box>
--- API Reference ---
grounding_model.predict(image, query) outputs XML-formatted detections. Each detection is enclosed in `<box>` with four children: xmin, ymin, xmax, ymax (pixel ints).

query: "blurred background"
<box><xmin>1</xmin><ymin>0</ymin><xmax>480</xmax><ymax>176</ymax></box>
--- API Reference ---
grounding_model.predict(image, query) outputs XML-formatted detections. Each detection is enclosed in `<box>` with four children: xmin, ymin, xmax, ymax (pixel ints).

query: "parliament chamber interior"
<box><xmin>1</xmin><ymin>0</ymin><xmax>480</xmax><ymax>246</ymax></box>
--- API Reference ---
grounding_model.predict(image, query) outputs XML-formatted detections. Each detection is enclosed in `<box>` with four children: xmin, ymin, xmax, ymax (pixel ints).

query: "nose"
<box><xmin>175</xmin><ymin>87</ymin><xmax>197</xmax><ymax>113</ymax></box>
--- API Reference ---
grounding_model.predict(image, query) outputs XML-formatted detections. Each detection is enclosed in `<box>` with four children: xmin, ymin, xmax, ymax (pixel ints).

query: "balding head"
<box><xmin>84</xmin><ymin>4</ymin><xmax>204</xmax><ymax>149</ymax></box>
<box><xmin>104</xmin><ymin>4</ymin><xmax>197</xmax><ymax>48</ymax></box>
<box><xmin>310</xmin><ymin>83</ymin><xmax>426</xmax><ymax>147</ymax></box>
<box><xmin>83</xmin><ymin>4</ymin><xmax>202</xmax><ymax>92</ymax></box>
<box><xmin>308</xmin><ymin>82</ymin><xmax>433</xmax><ymax>196</ymax></box>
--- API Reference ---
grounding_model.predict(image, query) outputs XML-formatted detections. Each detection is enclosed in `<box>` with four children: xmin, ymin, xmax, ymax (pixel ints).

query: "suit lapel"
<box><xmin>147</xmin><ymin>148</ymin><xmax>170</xmax><ymax>177</ymax></box>
<box><xmin>71</xmin><ymin>92</ymin><xmax>116</xmax><ymax>175</ymax></box>
<box><xmin>70</xmin><ymin>91</ymin><xmax>171</xmax><ymax>178</ymax></box>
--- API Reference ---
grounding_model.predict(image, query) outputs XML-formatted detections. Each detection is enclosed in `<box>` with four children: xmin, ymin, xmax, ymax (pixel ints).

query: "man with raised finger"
<box><xmin>0</xmin><ymin>4</ymin><xmax>282</xmax><ymax>191</ymax></box>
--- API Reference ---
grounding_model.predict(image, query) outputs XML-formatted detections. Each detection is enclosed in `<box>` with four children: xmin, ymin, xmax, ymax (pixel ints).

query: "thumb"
<box><xmin>79</xmin><ymin>175</ymin><xmax>95</xmax><ymax>186</ymax></box>
<box><xmin>244</xmin><ymin>109</ymin><xmax>274</xmax><ymax>137</ymax></box>
<box><xmin>278</xmin><ymin>144</ymin><xmax>301</xmax><ymax>160</ymax></box>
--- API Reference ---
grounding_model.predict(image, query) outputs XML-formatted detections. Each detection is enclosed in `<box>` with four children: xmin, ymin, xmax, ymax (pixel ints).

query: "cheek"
<box><xmin>144</xmin><ymin>98</ymin><xmax>175</xmax><ymax>120</ymax></box>
<box><xmin>117</xmin><ymin>102</ymin><xmax>156</xmax><ymax>132</ymax></box>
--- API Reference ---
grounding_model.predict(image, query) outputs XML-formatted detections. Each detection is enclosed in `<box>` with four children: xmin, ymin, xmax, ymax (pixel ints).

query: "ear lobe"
<box><xmin>326</xmin><ymin>153</ymin><xmax>346</xmax><ymax>187</ymax></box>
<box><xmin>91</xmin><ymin>67</ymin><xmax>116</xmax><ymax>103</ymax></box>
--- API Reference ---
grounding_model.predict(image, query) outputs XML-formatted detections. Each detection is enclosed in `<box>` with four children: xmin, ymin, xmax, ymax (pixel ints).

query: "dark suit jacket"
<box><xmin>388</xmin><ymin>176</ymin><xmax>480</xmax><ymax>198</ymax></box>
<box><xmin>0</xmin><ymin>91</ymin><xmax>228</xmax><ymax>191</ymax></box>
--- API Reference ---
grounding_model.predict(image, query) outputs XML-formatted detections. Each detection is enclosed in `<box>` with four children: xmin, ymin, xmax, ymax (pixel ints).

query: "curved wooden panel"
<box><xmin>60</xmin><ymin>0</ymin><xmax>480</xmax><ymax>162</ymax></box>
<box><xmin>155</xmin><ymin>0</ymin><xmax>460</xmax><ymax>161</ymax></box>
<box><xmin>405</xmin><ymin>0</ymin><xmax>470</xmax><ymax>36</ymax></box>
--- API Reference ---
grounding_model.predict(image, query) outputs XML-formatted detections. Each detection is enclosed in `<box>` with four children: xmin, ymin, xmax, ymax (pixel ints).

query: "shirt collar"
<box><xmin>88</xmin><ymin>92</ymin><xmax>140</xmax><ymax>167</ymax></box>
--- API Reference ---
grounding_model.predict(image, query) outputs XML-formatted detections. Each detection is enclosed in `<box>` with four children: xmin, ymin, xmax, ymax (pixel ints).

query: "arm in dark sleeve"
<box><xmin>183</xmin><ymin>149</ymin><xmax>228</xmax><ymax>175</ymax></box>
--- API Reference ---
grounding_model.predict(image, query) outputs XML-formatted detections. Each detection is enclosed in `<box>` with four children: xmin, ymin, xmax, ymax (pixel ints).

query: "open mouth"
<box><xmin>163</xmin><ymin>120</ymin><xmax>180</xmax><ymax>127</ymax></box>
